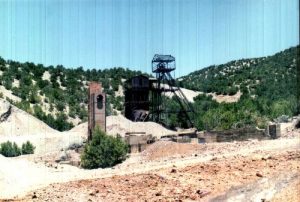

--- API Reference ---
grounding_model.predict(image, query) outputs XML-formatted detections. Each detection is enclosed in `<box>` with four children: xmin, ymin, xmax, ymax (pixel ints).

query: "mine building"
<box><xmin>124</xmin><ymin>54</ymin><xmax>195</xmax><ymax>128</ymax></box>
<box><xmin>124</xmin><ymin>75</ymin><xmax>151</xmax><ymax>122</ymax></box>
<box><xmin>88</xmin><ymin>82</ymin><xmax>106</xmax><ymax>141</ymax></box>
<box><xmin>88</xmin><ymin>54</ymin><xmax>197</xmax><ymax>151</ymax></box>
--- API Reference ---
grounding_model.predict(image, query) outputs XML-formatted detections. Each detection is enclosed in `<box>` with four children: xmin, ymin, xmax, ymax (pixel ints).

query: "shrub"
<box><xmin>228</xmin><ymin>87</ymin><xmax>238</xmax><ymax>96</ymax></box>
<box><xmin>13</xmin><ymin>142</ymin><xmax>22</xmax><ymax>156</ymax></box>
<box><xmin>0</xmin><ymin>141</ymin><xmax>21</xmax><ymax>157</ymax></box>
<box><xmin>0</xmin><ymin>141</ymin><xmax>35</xmax><ymax>157</ymax></box>
<box><xmin>81</xmin><ymin>127</ymin><xmax>128</xmax><ymax>169</ymax></box>
<box><xmin>21</xmin><ymin>141</ymin><xmax>35</xmax><ymax>154</ymax></box>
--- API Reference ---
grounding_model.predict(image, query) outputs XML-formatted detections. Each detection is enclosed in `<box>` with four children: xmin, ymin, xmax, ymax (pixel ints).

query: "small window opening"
<box><xmin>97</xmin><ymin>94</ymin><xmax>103</xmax><ymax>109</ymax></box>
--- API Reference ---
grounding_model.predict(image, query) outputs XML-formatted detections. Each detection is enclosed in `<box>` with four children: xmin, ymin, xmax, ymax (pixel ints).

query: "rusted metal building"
<box><xmin>124</xmin><ymin>75</ymin><xmax>150</xmax><ymax>122</ymax></box>
<box><xmin>88</xmin><ymin>82</ymin><xmax>106</xmax><ymax>141</ymax></box>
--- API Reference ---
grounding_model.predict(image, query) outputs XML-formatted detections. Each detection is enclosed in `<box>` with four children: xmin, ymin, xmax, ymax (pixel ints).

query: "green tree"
<box><xmin>21</xmin><ymin>141</ymin><xmax>35</xmax><ymax>154</ymax></box>
<box><xmin>0</xmin><ymin>141</ymin><xmax>21</xmax><ymax>157</ymax></box>
<box><xmin>13</xmin><ymin>142</ymin><xmax>21</xmax><ymax>156</ymax></box>
<box><xmin>270</xmin><ymin>99</ymin><xmax>294</xmax><ymax>119</ymax></box>
<box><xmin>28</xmin><ymin>87</ymin><xmax>40</xmax><ymax>104</ymax></box>
<box><xmin>81</xmin><ymin>127</ymin><xmax>128</xmax><ymax>169</ymax></box>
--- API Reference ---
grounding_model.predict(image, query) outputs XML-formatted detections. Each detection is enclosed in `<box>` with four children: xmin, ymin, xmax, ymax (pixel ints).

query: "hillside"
<box><xmin>0</xmin><ymin>45</ymin><xmax>298</xmax><ymax>131</ymax></box>
<box><xmin>0</xmin><ymin>58</ymin><xmax>145</xmax><ymax>131</ymax></box>
<box><xmin>0</xmin><ymin>98</ymin><xmax>174</xmax><ymax>155</ymax></box>
<box><xmin>179</xmin><ymin>46</ymin><xmax>298</xmax><ymax>99</ymax></box>
<box><xmin>168</xmin><ymin>46</ymin><xmax>299</xmax><ymax>130</ymax></box>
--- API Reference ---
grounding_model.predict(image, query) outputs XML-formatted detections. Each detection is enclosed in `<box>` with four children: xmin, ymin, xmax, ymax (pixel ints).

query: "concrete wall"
<box><xmin>267</xmin><ymin>124</ymin><xmax>281</xmax><ymax>139</ymax></box>
<box><xmin>124</xmin><ymin>134</ymin><xmax>153</xmax><ymax>153</ymax></box>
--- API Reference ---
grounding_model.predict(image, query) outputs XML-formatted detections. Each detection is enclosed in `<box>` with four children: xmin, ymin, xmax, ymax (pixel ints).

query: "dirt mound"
<box><xmin>141</xmin><ymin>141</ymin><xmax>205</xmax><ymax>160</ymax></box>
<box><xmin>163</xmin><ymin>84</ymin><xmax>201</xmax><ymax>102</ymax></box>
<box><xmin>107</xmin><ymin>115</ymin><xmax>174</xmax><ymax>138</ymax></box>
<box><xmin>0</xmin><ymin>99</ymin><xmax>58</xmax><ymax>136</ymax></box>
<box><xmin>0</xmin><ymin>99</ymin><xmax>85</xmax><ymax>154</ymax></box>
<box><xmin>69</xmin><ymin>122</ymin><xmax>88</xmax><ymax>138</ymax></box>
<box><xmin>0</xmin><ymin>99</ymin><xmax>173</xmax><ymax>154</ymax></box>
<box><xmin>69</xmin><ymin>115</ymin><xmax>174</xmax><ymax>139</ymax></box>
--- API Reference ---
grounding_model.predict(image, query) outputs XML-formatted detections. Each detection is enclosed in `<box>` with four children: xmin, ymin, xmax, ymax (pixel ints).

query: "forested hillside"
<box><xmin>0</xmin><ymin>45</ymin><xmax>298</xmax><ymax>132</ymax></box>
<box><xmin>173</xmin><ymin>45</ymin><xmax>299</xmax><ymax>130</ymax></box>
<box><xmin>0</xmin><ymin>59</ymin><xmax>144</xmax><ymax>131</ymax></box>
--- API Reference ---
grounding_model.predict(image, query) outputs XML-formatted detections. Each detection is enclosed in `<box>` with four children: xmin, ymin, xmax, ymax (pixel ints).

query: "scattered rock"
<box><xmin>211</xmin><ymin>157</ymin><xmax>217</xmax><ymax>161</ymax></box>
<box><xmin>158</xmin><ymin>175</ymin><xmax>166</xmax><ymax>181</ymax></box>
<box><xmin>173</xmin><ymin>188</ymin><xmax>182</xmax><ymax>194</ymax></box>
<box><xmin>32</xmin><ymin>192</ymin><xmax>37</xmax><ymax>199</ymax></box>
<box><xmin>256</xmin><ymin>172</ymin><xmax>263</xmax><ymax>177</ymax></box>
<box><xmin>155</xmin><ymin>191</ymin><xmax>162</xmax><ymax>196</ymax></box>
<box><xmin>261</xmin><ymin>155</ymin><xmax>272</xmax><ymax>160</ymax></box>
<box><xmin>196</xmin><ymin>189</ymin><xmax>211</xmax><ymax>198</ymax></box>
<box><xmin>171</xmin><ymin>168</ymin><xmax>177</xmax><ymax>173</ymax></box>
<box><xmin>190</xmin><ymin>194</ymin><xmax>197</xmax><ymax>200</ymax></box>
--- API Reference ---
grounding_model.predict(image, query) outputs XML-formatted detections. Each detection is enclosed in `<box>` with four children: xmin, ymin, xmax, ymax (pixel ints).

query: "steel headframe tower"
<box><xmin>151</xmin><ymin>54</ymin><xmax>195</xmax><ymax>128</ymax></box>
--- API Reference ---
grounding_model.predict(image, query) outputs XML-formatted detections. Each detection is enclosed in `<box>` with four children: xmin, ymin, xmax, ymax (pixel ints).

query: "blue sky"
<box><xmin>0</xmin><ymin>0</ymin><xmax>298</xmax><ymax>76</ymax></box>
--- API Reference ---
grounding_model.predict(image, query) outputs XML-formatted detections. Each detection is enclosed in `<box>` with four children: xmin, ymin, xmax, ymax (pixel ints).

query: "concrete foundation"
<box><xmin>124</xmin><ymin>133</ymin><xmax>155</xmax><ymax>153</ymax></box>
<box><xmin>267</xmin><ymin>124</ymin><xmax>281</xmax><ymax>139</ymax></box>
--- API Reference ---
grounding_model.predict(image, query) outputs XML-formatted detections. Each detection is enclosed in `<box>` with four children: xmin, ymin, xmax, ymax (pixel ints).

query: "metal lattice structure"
<box><xmin>151</xmin><ymin>54</ymin><xmax>195</xmax><ymax>128</ymax></box>
<box><xmin>123</xmin><ymin>54</ymin><xmax>195</xmax><ymax>129</ymax></box>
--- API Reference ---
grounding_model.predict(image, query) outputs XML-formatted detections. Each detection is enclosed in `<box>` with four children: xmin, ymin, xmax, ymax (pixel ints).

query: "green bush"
<box><xmin>0</xmin><ymin>141</ymin><xmax>35</xmax><ymax>157</ymax></box>
<box><xmin>0</xmin><ymin>141</ymin><xmax>21</xmax><ymax>157</ymax></box>
<box><xmin>21</xmin><ymin>141</ymin><xmax>35</xmax><ymax>154</ymax></box>
<box><xmin>13</xmin><ymin>142</ymin><xmax>22</xmax><ymax>156</ymax></box>
<box><xmin>81</xmin><ymin>127</ymin><xmax>128</xmax><ymax>169</ymax></box>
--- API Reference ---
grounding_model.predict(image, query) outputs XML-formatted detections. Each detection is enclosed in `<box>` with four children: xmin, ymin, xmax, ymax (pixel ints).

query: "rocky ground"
<box><xmin>12</xmin><ymin>149</ymin><xmax>300</xmax><ymax>202</ymax></box>
<box><xmin>0</xmin><ymin>129</ymin><xmax>298</xmax><ymax>202</ymax></box>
